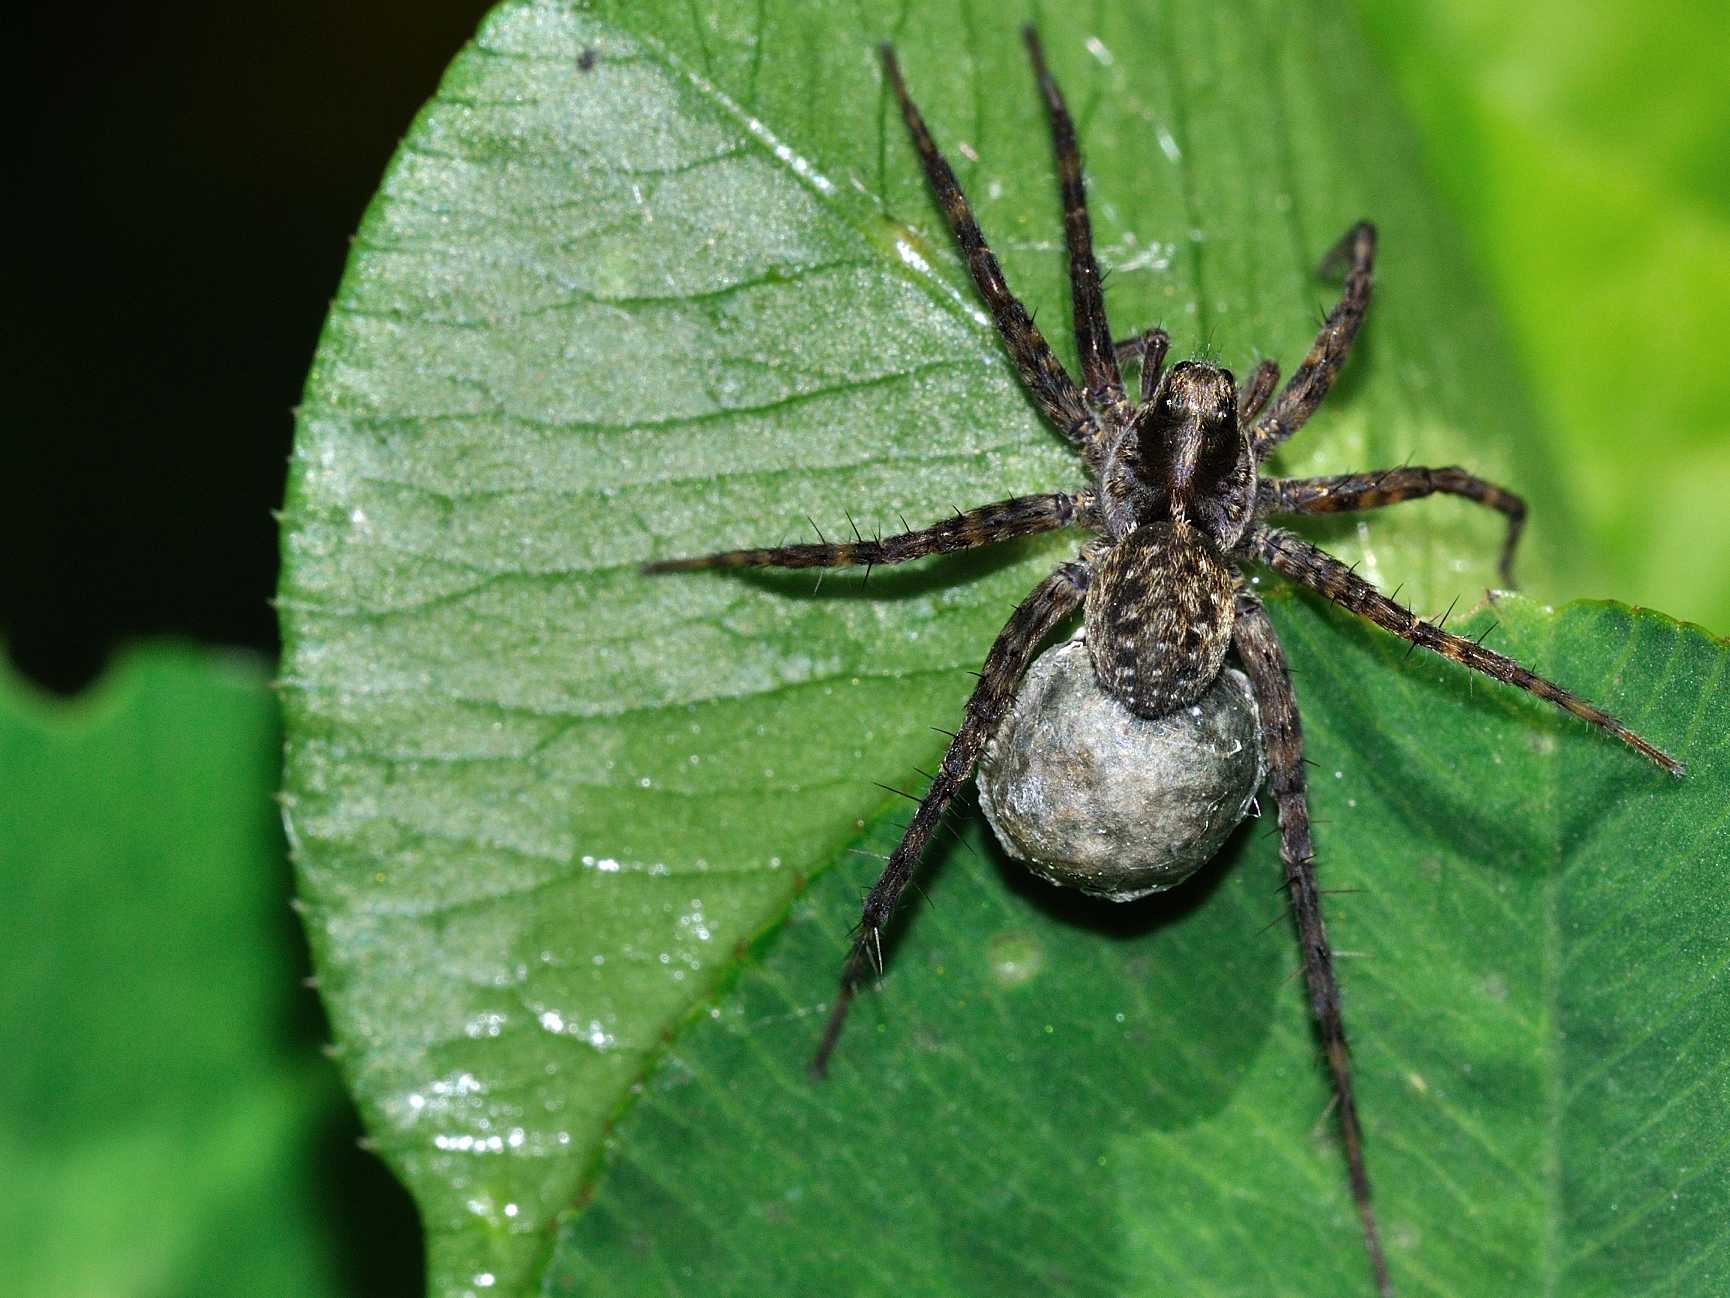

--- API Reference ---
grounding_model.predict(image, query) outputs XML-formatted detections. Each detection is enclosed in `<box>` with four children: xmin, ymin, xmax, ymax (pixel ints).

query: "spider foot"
<box><xmin>1317</xmin><ymin>221</ymin><xmax>1376</xmax><ymax>281</ymax></box>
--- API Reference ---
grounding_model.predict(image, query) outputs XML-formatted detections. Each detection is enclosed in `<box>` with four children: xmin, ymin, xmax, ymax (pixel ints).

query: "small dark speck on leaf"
<box><xmin>577</xmin><ymin>47</ymin><xmax>597</xmax><ymax>72</ymax></box>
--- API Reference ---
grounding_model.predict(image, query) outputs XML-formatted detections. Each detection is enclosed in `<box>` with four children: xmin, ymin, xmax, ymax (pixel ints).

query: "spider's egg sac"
<box><xmin>977</xmin><ymin>635</ymin><xmax>1266</xmax><ymax>902</ymax></box>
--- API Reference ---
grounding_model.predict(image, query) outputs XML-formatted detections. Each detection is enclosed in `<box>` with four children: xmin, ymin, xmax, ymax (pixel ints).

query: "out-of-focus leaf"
<box><xmin>0</xmin><ymin>646</ymin><xmax>347</xmax><ymax>1298</ymax></box>
<box><xmin>1354</xmin><ymin>0</ymin><xmax>1730</xmax><ymax>631</ymax></box>
<box><xmin>277</xmin><ymin>2</ymin><xmax>1720</xmax><ymax>1294</ymax></box>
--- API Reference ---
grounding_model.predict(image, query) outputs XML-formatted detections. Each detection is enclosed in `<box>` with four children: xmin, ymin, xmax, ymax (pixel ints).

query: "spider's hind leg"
<box><xmin>810</xmin><ymin>560</ymin><xmax>1089</xmax><ymax>1075</ymax></box>
<box><xmin>1232</xmin><ymin>591</ymin><xmax>1392</xmax><ymax>1298</ymax></box>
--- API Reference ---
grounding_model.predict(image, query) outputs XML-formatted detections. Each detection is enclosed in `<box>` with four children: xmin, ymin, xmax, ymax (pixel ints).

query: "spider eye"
<box><xmin>1159</xmin><ymin>361</ymin><xmax>1237</xmax><ymax>421</ymax></box>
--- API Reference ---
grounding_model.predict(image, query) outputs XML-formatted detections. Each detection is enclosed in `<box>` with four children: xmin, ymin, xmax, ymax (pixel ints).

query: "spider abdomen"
<box><xmin>1084</xmin><ymin>522</ymin><xmax>1236</xmax><ymax>718</ymax></box>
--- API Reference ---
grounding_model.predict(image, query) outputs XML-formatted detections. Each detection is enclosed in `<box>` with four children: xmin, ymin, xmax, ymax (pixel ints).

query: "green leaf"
<box><xmin>0</xmin><ymin>646</ymin><xmax>349</xmax><ymax>1298</ymax></box>
<box><xmin>547</xmin><ymin>597</ymin><xmax>1726</xmax><ymax>1297</ymax></box>
<box><xmin>276</xmin><ymin>2</ymin><xmax>1723</xmax><ymax>1294</ymax></box>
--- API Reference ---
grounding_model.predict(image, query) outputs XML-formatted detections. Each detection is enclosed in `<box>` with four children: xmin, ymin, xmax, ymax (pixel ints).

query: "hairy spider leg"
<box><xmin>1237</xmin><ymin>359</ymin><xmax>1281</xmax><ymax>425</ymax></box>
<box><xmin>879</xmin><ymin>44</ymin><xmax>1103</xmax><ymax>459</ymax></box>
<box><xmin>1112</xmin><ymin>328</ymin><xmax>1171</xmax><ymax>404</ymax></box>
<box><xmin>1233</xmin><ymin>592</ymin><xmax>1392</xmax><ymax>1298</ymax></box>
<box><xmin>643</xmin><ymin>492</ymin><xmax>1088</xmax><ymax>572</ymax></box>
<box><xmin>1023</xmin><ymin>25</ymin><xmax>1126</xmax><ymax>413</ymax></box>
<box><xmin>810</xmin><ymin>561</ymin><xmax>1090</xmax><ymax>1076</ymax></box>
<box><xmin>1260</xmin><ymin>467</ymin><xmax>1527</xmax><ymax>586</ymax></box>
<box><xmin>1240</xmin><ymin>527</ymin><xmax>1684</xmax><ymax>775</ymax></box>
<box><xmin>1252</xmin><ymin>222</ymin><xmax>1377</xmax><ymax>462</ymax></box>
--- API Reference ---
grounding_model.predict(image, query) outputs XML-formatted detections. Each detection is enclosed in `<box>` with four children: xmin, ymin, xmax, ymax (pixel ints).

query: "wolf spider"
<box><xmin>645</xmin><ymin>27</ymin><xmax>1683</xmax><ymax>1295</ymax></box>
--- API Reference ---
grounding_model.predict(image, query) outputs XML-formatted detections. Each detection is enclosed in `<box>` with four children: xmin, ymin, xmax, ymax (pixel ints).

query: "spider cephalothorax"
<box><xmin>1087</xmin><ymin>359</ymin><xmax>1254</xmax><ymax>717</ymax></box>
<box><xmin>1115</xmin><ymin>359</ymin><xmax>1257</xmax><ymax>544</ymax></box>
<box><xmin>645</xmin><ymin>27</ymin><xmax>1681</xmax><ymax>1297</ymax></box>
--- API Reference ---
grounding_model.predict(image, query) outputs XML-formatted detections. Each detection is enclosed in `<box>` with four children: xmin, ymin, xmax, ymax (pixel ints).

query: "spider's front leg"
<box><xmin>1260</xmin><ymin>467</ymin><xmax>1527</xmax><ymax>586</ymax></box>
<box><xmin>1232</xmin><ymin>591</ymin><xmax>1392</xmax><ymax>1298</ymax></box>
<box><xmin>1252</xmin><ymin>221</ymin><xmax>1377</xmax><ymax>462</ymax></box>
<box><xmin>810</xmin><ymin>560</ymin><xmax>1089</xmax><ymax>1075</ymax></box>
<box><xmin>1023</xmin><ymin>25</ymin><xmax>1124</xmax><ymax>411</ymax></box>
<box><xmin>880</xmin><ymin>43</ymin><xmax>1100</xmax><ymax>456</ymax></box>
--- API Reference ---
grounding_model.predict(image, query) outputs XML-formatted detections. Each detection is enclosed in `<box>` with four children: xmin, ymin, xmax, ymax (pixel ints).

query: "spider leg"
<box><xmin>1022</xmin><ymin>26</ymin><xmax>1126</xmax><ymax>412</ymax></box>
<box><xmin>880</xmin><ymin>45</ymin><xmax>1101</xmax><ymax>457</ymax></box>
<box><xmin>1260</xmin><ymin>467</ymin><xmax>1527</xmax><ymax>586</ymax></box>
<box><xmin>1251</xmin><ymin>222</ymin><xmax>1377</xmax><ymax>463</ymax></box>
<box><xmin>1232</xmin><ymin>591</ymin><xmax>1391</xmax><ymax>1298</ymax></box>
<box><xmin>810</xmin><ymin>560</ymin><xmax>1089</xmax><ymax>1076</ymax></box>
<box><xmin>1112</xmin><ymin>327</ymin><xmax>1170</xmax><ymax>404</ymax></box>
<box><xmin>1239</xmin><ymin>526</ymin><xmax>1684</xmax><ymax>775</ymax></box>
<box><xmin>1237</xmin><ymin>359</ymin><xmax>1280</xmax><ymax>424</ymax></box>
<box><xmin>643</xmin><ymin>492</ymin><xmax>1088</xmax><ymax>572</ymax></box>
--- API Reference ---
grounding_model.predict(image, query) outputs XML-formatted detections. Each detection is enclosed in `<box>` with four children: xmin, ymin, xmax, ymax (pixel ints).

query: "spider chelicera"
<box><xmin>645</xmin><ymin>27</ymin><xmax>1683</xmax><ymax>1295</ymax></box>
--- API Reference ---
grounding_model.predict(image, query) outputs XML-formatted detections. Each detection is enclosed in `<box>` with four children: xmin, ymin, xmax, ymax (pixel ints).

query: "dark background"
<box><xmin>5</xmin><ymin>3</ymin><xmax>499</xmax><ymax>1289</ymax></box>
<box><xmin>4</xmin><ymin>1</ymin><xmax>495</xmax><ymax>695</ymax></box>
